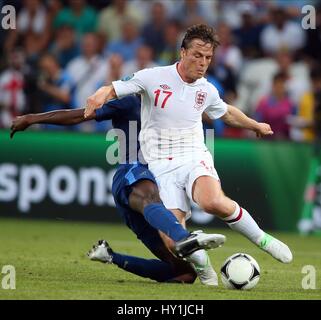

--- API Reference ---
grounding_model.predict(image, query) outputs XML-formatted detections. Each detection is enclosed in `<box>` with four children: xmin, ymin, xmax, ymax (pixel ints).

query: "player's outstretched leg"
<box><xmin>88</xmin><ymin>240</ymin><xmax>220</xmax><ymax>286</ymax></box>
<box><xmin>193</xmin><ymin>177</ymin><xmax>292</xmax><ymax>264</ymax></box>
<box><xmin>87</xmin><ymin>240</ymin><xmax>196</xmax><ymax>283</ymax></box>
<box><xmin>223</xmin><ymin>202</ymin><xmax>293</xmax><ymax>264</ymax></box>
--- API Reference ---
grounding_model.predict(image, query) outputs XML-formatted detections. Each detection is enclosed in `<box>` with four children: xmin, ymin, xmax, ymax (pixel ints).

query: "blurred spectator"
<box><xmin>37</xmin><ymin>53</ymin><xmax>74</xmax><ymax>114</ymax></box>
<box><xmin>260</xmin><ymin>7</ymin><xmax>306</xmax><ymax>55</ymax></box>
<box><xmin>97</xmin><ymin>0</ymin><xmax>143</xmax><ymax>43</ymax></box>
<box><xmin>218</xmin><ymin>0</ymin><xmax>267</xmax><ymax>29</ymax></box>
<box><xmin>203</xmin><ymin>72</ymin><xmax>226</xmax><ymax>138</ymax></box>
<box><xmin>207</xmin><ymin>59</ymin><xmax>237</xmax><ymax>104</ymax></box>
<box><xmin>215</xmin><ymin>23</ymin><xmax>243</xmax><ymax>76</ymax></box>
<box><xmin>87</xmin><ymin>0</ymin><xmax>113</xmax><ymax>10</ymax></box>
<box><xmin>94</xmin><ymin>54</ymin><xmax>124</xmax><ymax>132</ymax></box>
<box><xmin>207</xmin><ymin>63</ymin><xmax>243</xmax><ymax>139</ymax></box>
<box><xmin>313</xmin><ymin>82</ymin><xmax>321</xmax><ymax>147</ymax></box>
<box><xmin>141</xmin><ymin>1</ymin><xmax>168</xmax><ymax>59</ymax></box>
<box><xmin>0</xmin><ymin>49</ymin><xmax>26</xmax><ymax>128</ymax></box>
<box><xmin>22</xmin><ymin>35</ymin><xmax>45</xmax><ymax>68</ymax></box>
<box><xmin>131</xmin><ymin>0</ymin><xmax>176</xmax><ymax>18</ymax></box>
<box><xmin>255</xmin><ymin>72</ymin><xmax>295</xmax><ymax>139</ymax></box>
<box><xmin>236</xmin><ymin>50</ymin><xmax>310</xmax><ymax>114</ymax></box>
<box><xmin>233</xmin><ymin>3</ymin><xmax>265</xmax><ymax>59</ymax></box>
<box><xmin>66</xmin><ymin>33</ymin><xmax>107</xmax><ymax>108</ymax></box>
<box><xmin>128</xmin><ymin>0</ymin><xmax>152</xmax><ymax>18</ymax></box>
<box><xmin>122</xmin><ymin>45</ymin><xmax>158</xmax><ymax>77</ymax></box>
<box><xmin>47</xmin><ymin>0</ymin><xmax>64</xmax><ymax>26</ymax></box>
<box><xmin>205</xmin><ymin>51</ymin><xmax>238</xmax><ymax>139</ymax></box>
<box><xmin>275</xmin><ymin>51</ymin><xmax>310</xmax><ymax>106</ymax></box>
<box><xmin>53</xmin><ymin>0</ymin><xmax>98</xmax><ymax>40</ymax></box>
<box><xmin>173</xmin><ymin>0</ymin><xmax>216</xmax><ymax>28</ymax></box>
<box><xmin>289</xmin><ymin>67</ymin><xmax>321</xmax><ymax>142</ymax></box>
<box><xmin>272</xmin><ymin>0</ymin><xmax>318</xmax><ymax>19</ymax></box>
<box><xmin>105</xmin><ymin>54</ymin><xmax>124</xmax><ymax>84</ymax></box>
<box><xmin>105</xmin><ymin>18</ymin><xmax>143</xmax><ymax>62</ymax></box>
<box><xmin>49</xmin><ymin>25</ymin><xmax>81</xmax><ymax>68</ymax></box>
<box><xmin>4</xmin><ymin>0</ymin><xmax>51</xmax><ymax>56</ymax></box>
<box><xmin>158</xmin><ymin>20</ymin><xmax>182</xmax><ymax>66</ymax></box>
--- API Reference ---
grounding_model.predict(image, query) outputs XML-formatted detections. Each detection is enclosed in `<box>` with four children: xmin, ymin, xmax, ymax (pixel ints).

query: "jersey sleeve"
<box><xmin>95</xmin><ymin>96</ymin><xmax>140</xmax><ymax>122</ymax></box>
<box><xmin>204</xmin><ymin>83</ymin><xmax>228</xmax><ymax>120</ymax></box>
<box><xmin>112</xmin><ymin>69</ymin><xmax>150</xmax><ymax>98</ymax></box>
<box><xmin>95</xmin><ymin>101</ymin><xmax>119</xmax><ymax>122</ymax></box>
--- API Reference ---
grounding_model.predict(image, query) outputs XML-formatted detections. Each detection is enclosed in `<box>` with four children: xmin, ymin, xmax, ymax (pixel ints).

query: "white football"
<box><xmin>220</xmin><ymin>253</ymin><xmax>260</xmax><ymax>290</ymax></box>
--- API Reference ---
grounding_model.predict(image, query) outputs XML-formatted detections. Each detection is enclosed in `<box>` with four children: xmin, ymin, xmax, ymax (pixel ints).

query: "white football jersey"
<box><xmin>112</xmin><ymin>63</ymin><xmax>227</xmax><ymax>162</ymax></box>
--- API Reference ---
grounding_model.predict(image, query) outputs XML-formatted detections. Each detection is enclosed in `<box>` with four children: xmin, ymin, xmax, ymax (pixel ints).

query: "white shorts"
<box><xmin>148</xmin><ymin>150</ymin><xmax>219</xmax><ymax>220</ymax></box>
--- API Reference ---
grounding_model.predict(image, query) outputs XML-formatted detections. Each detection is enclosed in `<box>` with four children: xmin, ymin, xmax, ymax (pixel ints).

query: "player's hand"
<box><xmin>254</xmin><ymin>123</ymin><xmax>274</xmax><ymax>138</ymax></box>
<box><xmin>10</xmin><ymin>115</ymin><xmax>31</xmax><ymax>139</ymax></box>
<box><xmin>84</xmin><ymin>90</ymin><xmax>106</xmax><ymax>119</ymax></box>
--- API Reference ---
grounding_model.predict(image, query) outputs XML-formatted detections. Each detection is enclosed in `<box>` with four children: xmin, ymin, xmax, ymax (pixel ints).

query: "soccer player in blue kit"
<box><xmin>11</xmin><ymin>95</ymin><xmax>225</xmax><ymax>285</ymax></box>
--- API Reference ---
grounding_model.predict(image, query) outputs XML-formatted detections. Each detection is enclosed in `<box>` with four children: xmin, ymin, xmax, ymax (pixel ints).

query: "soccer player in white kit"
<box><xmin>85</xmin><ymin>24</ymin><xmax>293</xmax><ymax>283</ymax></box>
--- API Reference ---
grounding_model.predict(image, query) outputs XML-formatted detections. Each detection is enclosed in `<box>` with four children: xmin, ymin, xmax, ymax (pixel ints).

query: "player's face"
<box><xmin>180</xmin><ymin>39</ymin><xmax>214</xmax><ymax>82</ymax></box>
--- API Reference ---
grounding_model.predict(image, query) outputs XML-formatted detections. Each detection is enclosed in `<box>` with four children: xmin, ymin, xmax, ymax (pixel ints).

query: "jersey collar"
<box><xmin>171</xmin><ymin>62</ymin><xmax>206</xmax><ymax>86</ymax></box>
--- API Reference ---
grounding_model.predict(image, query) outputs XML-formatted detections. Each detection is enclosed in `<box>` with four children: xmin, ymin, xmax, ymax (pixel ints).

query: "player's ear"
<box><xmin>180</xmin><ymin>48</ymin><xmax>186</xmax><ymax>59</ymax></box>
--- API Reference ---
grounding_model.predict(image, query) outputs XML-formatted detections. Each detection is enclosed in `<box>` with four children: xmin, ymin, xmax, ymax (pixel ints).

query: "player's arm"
<box><xmin>10</xmin><ymin>108</ymin><xmax>94</xmax><ymax>139</ymax></box>
<box><xmin>85</xmin><ymin>70</ymin><xmax>148</xmax><ymax>119</ymax></box>
<box><xmin>221</xmin><ymin>104</ymin><xmax>274</xmax><ymax>138</ymax></box>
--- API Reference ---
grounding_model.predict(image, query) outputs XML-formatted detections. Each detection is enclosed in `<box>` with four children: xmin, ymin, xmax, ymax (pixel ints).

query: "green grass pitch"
<box><xmin>0</xmin><ymin>218</ymin><xmax>320</xmax><ymax>300</ymax></box>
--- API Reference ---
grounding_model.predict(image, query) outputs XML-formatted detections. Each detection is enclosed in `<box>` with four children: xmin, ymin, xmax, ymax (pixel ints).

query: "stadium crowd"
<box><xmin>1</xmin><ymin>0</ymin><xmax>321</xmax><ymax>141</ymax></box>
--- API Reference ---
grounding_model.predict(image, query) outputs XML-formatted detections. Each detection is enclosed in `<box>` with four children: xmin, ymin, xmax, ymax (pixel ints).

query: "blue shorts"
<box><xmin>112</xmin><ymin>162</ymin><xmax>163</xmax><ymax>252</ymax></box>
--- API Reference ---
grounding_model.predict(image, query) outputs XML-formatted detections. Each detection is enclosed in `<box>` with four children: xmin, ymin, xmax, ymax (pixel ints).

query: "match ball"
<box><xmin>220</xmin><ymin>253</ymin><xmax>260</xmax><ymax>290</ymax></box>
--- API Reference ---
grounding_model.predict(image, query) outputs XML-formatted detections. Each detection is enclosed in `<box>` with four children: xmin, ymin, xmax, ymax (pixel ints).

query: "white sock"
<box><xmin>185</xmin><ymin>249</ymin><xmax>208</xmax><ymax>267</ymax></box>
<box><xmin>223</xmin><ymin>202</ymin><xmax>264</xmax><ymax>245</ymax></box>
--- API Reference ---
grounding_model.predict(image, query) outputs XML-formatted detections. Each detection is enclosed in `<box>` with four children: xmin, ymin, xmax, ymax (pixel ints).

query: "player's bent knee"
<box><xmin>202</xmin><ymin>198</ymin><xmax>229</xmax><ymax>218</ymax></box>
<box><xmin>130</xmin><ymin>181</ymin><xmax>162</xmax><ymax>213</ymax></box>
<box><xmin>141</xmin><ymin>187</ymin><xmax>162</xmax><ymax>207</ymax></box>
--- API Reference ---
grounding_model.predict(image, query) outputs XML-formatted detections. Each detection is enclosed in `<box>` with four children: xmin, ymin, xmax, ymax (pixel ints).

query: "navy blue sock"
<box><xmin>112</xmin><ymin>252</ymin><xmax>176</xmax><ymax>282</ymax></box>
<box><xmin>143</xmin><ymin>203</ymin><xmax>190</xmax><ymax>242</ymax></box>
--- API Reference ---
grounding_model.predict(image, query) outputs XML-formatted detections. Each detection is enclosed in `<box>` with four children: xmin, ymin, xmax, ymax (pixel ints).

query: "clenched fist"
<box><xmin>10</xmin><ymin>115</ymin><xmax>31</xmax><ymax>139</ymax></box>
<box><xmin>254</xmin><ymin>123</ymin><xmax>274</xmax><ymax>138</ymax></box>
